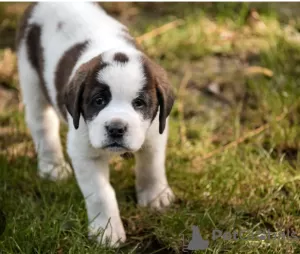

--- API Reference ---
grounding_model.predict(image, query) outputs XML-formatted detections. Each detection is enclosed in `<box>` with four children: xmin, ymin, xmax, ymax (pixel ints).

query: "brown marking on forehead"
<box><xmin>56</xmin><ymin>21</ymin><xmax>64</xmax><ymax>31</ymax></box>
<box><xmin>26</xmin><ymin>24</ymin><xmax>51</xmax><ymax>105</ymax></box>
<box><xmin>15</xmin><ymin>3</ymin><xmax>37</xmax><ymax>49</ymax></box>
<box><xmin>113</xmin><ymin>52</ymin><xmax>129</xmax><ymax>64</ymax></box>
<box><xmin>55</xmin><ymin>41</ymin><xmax>89</xmax><ymax>120</ymax></box>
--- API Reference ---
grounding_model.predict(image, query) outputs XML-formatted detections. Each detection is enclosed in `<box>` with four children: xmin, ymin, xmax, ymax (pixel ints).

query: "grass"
<box><xmin>1</xmin><ymin>2</ymin><xmax>300</xmax><ymax>253</ymax></box>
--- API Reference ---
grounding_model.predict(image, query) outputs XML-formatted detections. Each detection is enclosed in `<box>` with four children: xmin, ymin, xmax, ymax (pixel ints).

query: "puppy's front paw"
<box><xmin>38</xmin><ymin>160</ymin><xmax>73</xmax><ymax>181</ymax></box>
<box><xmin>89</xmin><ymin>217</ymin><xmax>126</xmax><ymax>248</ymax></box>
<box><xmin>137</xmin><ymin>185</ymin><xmax>175</xmax><ymax>210</ymax></box>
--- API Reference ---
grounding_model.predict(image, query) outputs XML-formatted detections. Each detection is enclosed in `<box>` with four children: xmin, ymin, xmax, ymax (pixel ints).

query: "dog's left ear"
<box><xmin>155</xmin><ymin>70</ymin><xmax>175</xmax><ymax>134</ymax></box>
<box><xmin>143</xmin><ymin>56</ymin><xmax>175</xmax><ymax>134</ymax></box>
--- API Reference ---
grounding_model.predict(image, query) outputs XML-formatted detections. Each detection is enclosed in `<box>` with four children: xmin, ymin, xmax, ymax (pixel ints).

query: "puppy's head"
<box><xmin>64</xmin><ymin>48</ymin><xmax>175</xmax><ymax>153</ymax></box>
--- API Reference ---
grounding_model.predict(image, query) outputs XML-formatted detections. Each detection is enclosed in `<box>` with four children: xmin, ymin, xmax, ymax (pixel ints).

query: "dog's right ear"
<box><xmin>64</xmin><ymin>71</ymin><xmax>87</xmax><ymax>129</ymax></box>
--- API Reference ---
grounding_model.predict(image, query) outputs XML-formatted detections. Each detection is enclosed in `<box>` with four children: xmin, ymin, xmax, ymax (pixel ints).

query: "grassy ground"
<box><xmin>1</xmin><ymin>2</ymin><xmax>300</xmax><ymax>253</ymax></box>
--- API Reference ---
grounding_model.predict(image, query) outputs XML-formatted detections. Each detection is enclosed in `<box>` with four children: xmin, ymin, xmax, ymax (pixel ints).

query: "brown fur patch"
<box><xmin>55</xmin><ymin>41</ymin><xmax>88</xmax><ymax>120</ymax></box>
<box><xmin>15</xmin><ymin>3</ymin><xmax>37</xmax><ymax>49</ymax></box>
<box><xmin>16</xmin><ymin>3</ymin><xmax>52</xmax><ymax>105</ymax></box>
<box><xmin>141</xmin><ymin>55</ymin><xmax>175</xmax><ymax>134</ymax></box>
<box><xmin>79</xmin><ymin>56</ymin><xmax>110</xmax><ymax>121</ymax></box>
<box><xmin>64</xmin><ymin>55</ymin><xmax>110</xmax><ymax>129</ymax></box>
<box><xmin>26</xmin><ymin>24</ymin><xmax>51</xmax><ymax>104</ymax></box>
<box><xmin>113</xmin><ymin>52</ymin><xmax>129</xmax><ymax>63</ymax></box>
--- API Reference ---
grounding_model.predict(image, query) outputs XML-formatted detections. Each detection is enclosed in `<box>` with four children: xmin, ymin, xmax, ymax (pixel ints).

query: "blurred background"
<box><xmin>1</xmin><ymin>3</ymin><xmax>300</xmax><ymax>253</ymax></box>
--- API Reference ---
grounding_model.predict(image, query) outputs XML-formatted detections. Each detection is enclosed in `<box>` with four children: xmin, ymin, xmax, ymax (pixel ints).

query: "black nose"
<box><xmin>106</xmin><ymin>121</ymin><xmax>127</xmax><ymax>138</ymax></box>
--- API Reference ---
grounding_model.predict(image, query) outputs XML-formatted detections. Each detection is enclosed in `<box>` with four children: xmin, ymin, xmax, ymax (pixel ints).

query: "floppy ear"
<box><xmin>155</xmin><ymin>70</ymin><xmax>175</xmax><ymax>134</ymax></box>
<box><xmin>64</xmin><ymin>71</ymin><xmax>87</xmax><ymax>129</ymax></box>
<box><xmin>142</xmin><ymin>56</ymin><xmax>175</xmax><ymax>134</ymax></box>
<box><xmin>143</xmin><ymin>56</ymin><xmax>175</xmax><ymax>134</ymax></box>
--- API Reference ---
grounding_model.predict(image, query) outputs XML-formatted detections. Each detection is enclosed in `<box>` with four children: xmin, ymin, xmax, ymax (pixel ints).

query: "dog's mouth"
<box><xmin>103</xmin><ymin>142</ymin><xmax>129</xmax><ymax>152</ymax></box>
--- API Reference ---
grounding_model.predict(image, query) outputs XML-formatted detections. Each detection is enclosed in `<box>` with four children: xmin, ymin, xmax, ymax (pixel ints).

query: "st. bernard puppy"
<box><xmin>16</xmin><ymin>2</ymin><xmax>175</xmax><ymax>247</ymax></box>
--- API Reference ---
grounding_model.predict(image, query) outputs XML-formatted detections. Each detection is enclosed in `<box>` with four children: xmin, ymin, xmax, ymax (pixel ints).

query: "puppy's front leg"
<box><xmin>68</xmin><ymin>137</ymin><xmax>125</xmax><ymax>246</ymax></box>
<box><xmin>135</xmin><ymin>120</ymin><xmax>174</xmax><ymax>210</ymax></box>
<box><xmin>71</xmin><ymin>156</ymin><xmax>126</xmax><ymax>246</ymax></box>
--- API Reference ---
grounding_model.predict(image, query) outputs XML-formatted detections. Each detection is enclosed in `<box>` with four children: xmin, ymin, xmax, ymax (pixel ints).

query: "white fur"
<box><xmin>17</xmin><ymin>2</ymin><xmax>174</xmax><ymax>247</ymax></box>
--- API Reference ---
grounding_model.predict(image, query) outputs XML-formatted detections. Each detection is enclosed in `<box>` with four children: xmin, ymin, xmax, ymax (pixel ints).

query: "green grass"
<box><xmin>1</xmin><ymin>3</ymin><xmax>300</xmax><ymax>253</ymax></box>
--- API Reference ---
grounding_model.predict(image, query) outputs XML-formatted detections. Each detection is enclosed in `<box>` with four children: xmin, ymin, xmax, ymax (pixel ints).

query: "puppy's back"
<box><xmin>16</xmin><ymin>2</ymin><xmax>132</xmax><ymax>118</ymax></box>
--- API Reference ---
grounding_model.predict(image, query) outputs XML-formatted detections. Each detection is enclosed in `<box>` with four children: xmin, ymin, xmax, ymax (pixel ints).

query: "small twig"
<box><xmin>177</xmin><ymin>70</ymin><xmax>192</xmax><ymax>146</ymax></box>
<box><xmin>136</xmin><ymin>19</ymin><xmax>184</xmax><ymax>44</ymax></box>
<box><xmin>244</xmin><ymin>66</ymin><xmax>273</xmax><ymax>77</ymax></box>
<box><xmin>192</xmin><ymin>100</ymin><xmax>300</xmax><ymax>165</ymax></box>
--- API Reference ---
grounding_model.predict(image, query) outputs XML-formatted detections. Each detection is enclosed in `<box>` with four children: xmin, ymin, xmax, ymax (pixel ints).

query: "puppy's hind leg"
<box><xmin>17</xmin><ymin>44</ymin><xmax>72</xmax><ymax>181</ymax></box>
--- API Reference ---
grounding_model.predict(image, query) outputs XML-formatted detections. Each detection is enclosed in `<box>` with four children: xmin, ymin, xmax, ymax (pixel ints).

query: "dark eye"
<box><xmin>94</xmin><ymin>97</ymin><xmax>105</xmax><ymax>106</ymax></box>
<box><xmin>133</xmin><ymin>98</ymin><xmax>146</xmax><ymax>109</ymax></box>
